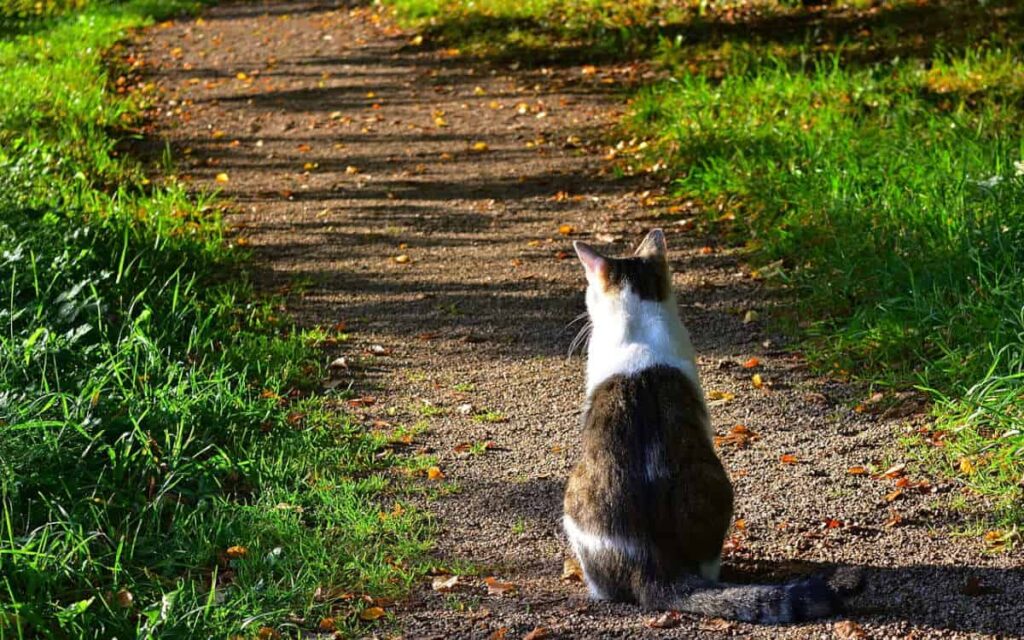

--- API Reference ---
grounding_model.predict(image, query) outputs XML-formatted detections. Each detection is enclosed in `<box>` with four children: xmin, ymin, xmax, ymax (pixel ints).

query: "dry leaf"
<box><xmin>881</xmin><ymin>463</ymin><xmax>906</xmax><ymax>479</ymax></box>
<box><xmin>646</xmin><ymin>611</ymin><xmax>682</xmax><ymax>629</ymax></box>
<box><xmin>318</xmin><ymin>618</ymin><xmax>336</xmax><ymax>631</ymax></box>
<box><xmin>558</xmin><ymin>224</ymin><xmax>574</xmax><ymax>235</ymax></box>
<box><xmin>743</xmin><ymin>309</ymin><xmax>760</xmax><ymax>323</ymax></box>
<box><xmin>700</xmin><ymin>246</ymin><xmax>714</xmax><ymax>255</ymax></box>
<box><xmin>751</xmin><ymin>373</ymin><xmax>764</xmax><ymax>389</ymax></box>
<box><xmin>847</xmin><ymin>466</ymin><xmax>868</xmax><ymax>475</ymax></box>
<box><xmin>959</xmin><ymin>457</ymin><xmax>975</xmax><ymax>474</ymax></box>
<box><xmin>225</xmin><ymin>545</ymin><xmax>248</xmax><ymax>559</ymax></box>
<box><xmin>345</xmin><ymin>165</ymin><xmax>360</xmax><ymax>174</ymax></box>
<box><xmin>833</xmin><ymin>620</ymin><xmax>866</xmax><ymax>639</ymax></box>
<box><xmin>257</xmin><ymin>627</ymin><xmax>280</xmax><ymax>640</ymax></box>
<box><xmin>215</xmin><ymin>172</ymin><xmax>229</xmax><ymax>182</ymax></box>
<box><xmin>742</xmin><ymin>357</ymin><xmax>760</xmax><ymax>369</ymax></box>
<box><xmin>426</xmin><ymin>466</ymin><xmax>444</xmax><ymax>481</ymax></box>
<box><xmin>884</xmin><ymin>510</ymin><xmax>903</xmax><ymax>528</ymax></box>
<box><xmin>523</xmin><ymin>628</ymin><xmax>549</xmax><ymax>640</ymax></box>
<box><xmin>471</xmin><ymin>141</ymin><xmax>489</xmax><ymax>152</ymax></box>
<box><xmin>489</xmin><ymin>628</ymin><xmax>508</xmax><ymax>640</ymax></box>
<box><xmin>359</xmin><ymin>606</ymin><xmax>386</xmax><ymax>621</ymax></box>
<box><xmin>706</xmin><ymin>390</ymin><xmax>735</xmax><ymax>403</ymax></box>
<box><xmin>779</xmin><ymin>454</ymin><xmax>799</xmax><ymax>465</ymax></box>
<box><xmin>394</xmin><ymin>254</ymin><xmax>410</xmax><ymax>264</ymax></box>
<box><xmin>714</xmin><ymin>424</ymin><xmax>759</xmax><ymax>449</ymax></box>
<box><xmin>432</xmin><ymin>575</ymin><xmax>461</xmax><ymax>592</ymax></box>
<box><xmin>561</xmin><ymin>557</ymin><xmax>583</xmax><ymax>582</ymax></box>
<box><xmin>483</xmin><ymin>576</ymin><xmax>515</xmax><ymax>596</ymax></box>
<box><xmin>884</xmin><ymin>489</ymin><xmax>904</xmax><ymax>502</ymax></box>
<box><xmin>114</xmin><ymin>589</ymin><xmax>133</xmax><ymax>609</ymax></box>
<box><xmin>699</xmin><ymin>617</ymin><xmax>733</xmax><ymax>632</ymax></box>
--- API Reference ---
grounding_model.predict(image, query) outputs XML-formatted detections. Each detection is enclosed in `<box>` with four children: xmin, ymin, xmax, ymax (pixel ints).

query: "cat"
<box><xmin>563</xmin><ymin>229</ymin><xmax>856</xmax><ymax>624</ymax></box>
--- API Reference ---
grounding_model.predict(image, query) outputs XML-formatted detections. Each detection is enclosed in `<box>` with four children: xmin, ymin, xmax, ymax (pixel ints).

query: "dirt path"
<box><xmin>139</xmin><ymin>2</ymin><xmax>1021</xmax><ymax>638</ymax></box>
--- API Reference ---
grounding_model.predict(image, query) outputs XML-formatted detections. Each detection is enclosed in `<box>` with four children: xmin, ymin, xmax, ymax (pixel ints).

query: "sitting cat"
<box><xmin>563</xmin><ymin>229</ymin><xmax>855</xmax><ymax>624</ymax></box>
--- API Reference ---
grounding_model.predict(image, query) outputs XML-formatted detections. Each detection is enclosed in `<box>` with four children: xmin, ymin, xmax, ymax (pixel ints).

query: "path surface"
<box><xmin>140</xmin><ymin>2</ymin><xmax>1022</xmax><ymax>638</ymax></box>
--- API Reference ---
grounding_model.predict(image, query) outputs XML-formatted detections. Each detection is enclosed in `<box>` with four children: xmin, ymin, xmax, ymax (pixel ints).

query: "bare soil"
<box><xmin>139</xmin><ymin>2</ymin><xmax>1023</xmax><ymax>638</ymax></box>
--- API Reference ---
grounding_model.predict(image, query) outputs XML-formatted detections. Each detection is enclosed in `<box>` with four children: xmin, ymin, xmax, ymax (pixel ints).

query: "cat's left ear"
<box><xmin>635</xmin><ymin>228</ymin><xmax>667</xmax><ymax>260</ymax></box>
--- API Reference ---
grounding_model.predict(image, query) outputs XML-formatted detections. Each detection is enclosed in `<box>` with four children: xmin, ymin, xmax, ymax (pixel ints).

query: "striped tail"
<box><xmin>638</xmin><ymin>570</ymin><xmax>859</xmax><ymax>624</ymax></box>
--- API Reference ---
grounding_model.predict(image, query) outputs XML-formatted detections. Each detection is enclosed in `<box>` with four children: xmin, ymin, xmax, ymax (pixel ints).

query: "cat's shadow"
<box><xmin>491</xmin><ymin>477</ymin><xmax>1023</xmax><ymax>637</ymax></box>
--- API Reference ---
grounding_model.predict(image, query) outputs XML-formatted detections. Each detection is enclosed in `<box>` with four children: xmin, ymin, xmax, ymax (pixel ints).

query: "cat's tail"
<box><xmin>637</xmin><ymin>568</ymin><xmax>862</xmax><ymax>625</ymax></box>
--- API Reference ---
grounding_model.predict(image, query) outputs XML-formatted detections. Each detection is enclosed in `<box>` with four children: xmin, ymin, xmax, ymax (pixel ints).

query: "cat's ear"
<box><xmin>635</xmin><ymin>228</ymin><xmax>667</xmax><ymax>260</ymax></box>
<box><xmin>573</xmin><ymin>241</ymin><xmax>609</xmax><ymax>284</ymax></box>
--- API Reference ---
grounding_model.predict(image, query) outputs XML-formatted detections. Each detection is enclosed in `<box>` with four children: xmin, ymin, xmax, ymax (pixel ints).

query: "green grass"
<box><xmin>384</xmin><ymin>0</ymin><xmax>1024</xmax><ymax>531</ymax></box>
<box><xmin>624</xmin><ymin>5</ymin><xmax>1024</xmax><ymax>528</ymax></box>
<box><xmin>0</xmin><ymin>2</ymin><xmax>431</xmax><ymax>637</ymax></box>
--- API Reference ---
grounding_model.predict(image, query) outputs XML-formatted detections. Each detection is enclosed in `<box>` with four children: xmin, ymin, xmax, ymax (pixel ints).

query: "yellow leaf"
<box><xmin>225</xmin><ymin>545</ymin><xmax>247</xmax><ymax>558</ymax></box>
<box><xmin>235</xmin><ymin>71</ymin><xmax>248</xmax><ymax>80</ymax></box>
<box><xmin>345</xmin><ymin>166</ymin><xmax>359</xmax><ymax>174</ymax></box>
<box><xmin>471</xmin><ymin>141</ymin><xmax>489</xmax><ymax>152</ymax></box>
<box><xmin>427</xmin><ymin>466</ymin><xmax>444</xmax><ymax>480</ymax></box>
<box><xmin>359</xmin><ymin>606</ymin><xmax>385</xmax><ymax>621</ymax></box>
<box><xmin>558</xmin><ymin>224</ymin><xmax>574</xmax><ymax>235</ymax></box>
<box><xmin>215</xmin><ymin>173</ymin><xmax>229</xmax><ymax>183</ymax></box>
<box><xmin>393</xmin><ymin>254</ymin><xmax>410</xmax><ymax>264</ymax></box>
<box><xmin>959</xmin><ymin>457</ymin><xmax>975</xmax><ymax>474</ymax></box>
<box><xmin>751</xmin><ymin>374</ymin><xmax>764</xmax><ymax>389</ymax></box>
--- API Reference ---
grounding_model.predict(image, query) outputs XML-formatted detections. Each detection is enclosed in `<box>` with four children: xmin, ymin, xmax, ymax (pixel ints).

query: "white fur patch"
<box><xmin>584</xmin><ymin>286</ymin><xmax>701</xmax><ymax>396</ymax></box>
<box><xmin>563</xmin><ymin>515</ymin><xmax>643</xmax><ymax>560</ymax></box>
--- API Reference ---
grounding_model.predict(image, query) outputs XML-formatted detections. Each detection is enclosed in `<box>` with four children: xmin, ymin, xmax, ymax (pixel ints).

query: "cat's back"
<box><xmin>565</xmin><ymin>364</ymin><xmax>732</xmax><ymax>566</ymax></box>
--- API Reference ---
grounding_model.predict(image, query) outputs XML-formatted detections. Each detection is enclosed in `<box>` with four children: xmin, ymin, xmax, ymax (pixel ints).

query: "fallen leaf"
<box><xmin>114</xmin><ymin>590</ymin><xmax>133</xmax><ymax>609</ymax></box>
<box><xmin>426</xmin><ymin>466</ymin><xmax>444</xmax><ymax>481</ymax></box>
<box><xmin>225</xmin><ymin>545</ymin><xmax>248</xmax><ymax>559</ymax></box>
<box><xmin>558</xmin><ymin>224</ymin><xmax>574</xmax><ymax>235</ymax></box>
<box><xmin>847</xmin><ymin>466</ymin><xmax>868</xmax><ymax>475</ymax></box>
<box><xmin>393</xmin><ymin>254</ymin><xmax>410</xmax><ymax>264</ymax></box>
<box><xmin>471</xmin><ymin>141</ymin><xmax>489</xmax><ymax>152</ymax></box>
<box><xmin>257</xmin><ymin>627</ymin><xmax>280</xmax><ymax>640</ymax></box>
<box><xmin>215</xmin><ymin>172</ymin><xmax>229</xmax><ymax>183</ymax></box>
<box><xmin>823</xmin><ymin>518</ymin><xmax>844</xmax><ymax>529</ymax></box>
<box><xmin>483</xmin><ymin>576</ymin><xmax>515</xmax><ymax>596</ymax></box>
<box><xmin>884</xmin><ymin>489</ymin><xmax>904</xmax><ymax>502</ymax></box>
<box><xmin>561</xmin><ymin>557</ymin><xmax>583</xmax><ymax>582</ymax></box>
<box><xmin>699</xmin><ymin>617</ymin><xmax>733</xmax><ymax>632</ymax></box>
<box><xmin>714</xmin><ymin>424</ymin><xmax>759</xmax><ymax>449</ymax></box>
<box><xmin>959</xmin><ymin>457</ymin><xmax>976</xmax><ymax>475</ymax></box>
<box><xmin>779</xmin><ymin>454</ymin><xmax>799</xmax><ymax>465</ymax></box>
<box><xmin>742</xmin><ymin>357</ymin><xmax>760</xmax><ymax>368</ymax></box>
<box><xmin>833</xmin><ymin>620</ymin><xmax>866</xmax><ymax>639</ymax></box>
<box><xmin>345</xmin><ymin>165</ymin><xmax>360</xmax><ymax>174</ymax></box>
<box><xmin>700</xmin><ymin>246</ymin><xmax>714</xmax><ymax>255</ymax></box>
<box><xmin>523</xmin><ymin>628</ymin><xmax>549</xmax><ymax>640</ymax></box>
<box><xmin>751</xmin><ymin>373</ymin><xmax>764</xmax><ymax>389</ymax></box>
<box><xmin>318</xmin><ymin>618</ymin><xmax>336</xmax><ymax>631</ymax></box>
<box><xmin>359</xmin><ymin>606</ymin><xmax>386</xmax><ymax>621</ymax></box>
<box><xmin>489</xmin><ymin>628</ymin><xmax>508</xmax><ymax>640</ymax></box>
<box><xmin>884</xmin><ymin>510</ymin><xmax>903</xmax><ymax>528</ymax></box>
<box><xmin>432</xmin><ymin>575</ymin><xmax>461</xmax><ymax>592</ymax></box>
<box><xmin>706</xmin><ymin>390</ymin><xmax>735</xmax><ymax>404</ymax></box>
<box><xmin>743</xmin><ymin>310</ymin><xmax>760</xmax><ymax>323</ymax></box>
<box><xmin>881</xmin><ymin>463</ymin><xmax>906</xmax><ymax>479</ymax></box>
<box><xmin>646</xmin><ymin>611</ymin><xmax>681</xmax><ymax>629</ymax></box>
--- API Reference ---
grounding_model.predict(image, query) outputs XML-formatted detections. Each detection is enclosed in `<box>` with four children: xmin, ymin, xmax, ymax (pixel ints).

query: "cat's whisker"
<box><xmin>567</xmin><ymin>321</ymin><xmax>593</xmax><ymax>360</ymax></box>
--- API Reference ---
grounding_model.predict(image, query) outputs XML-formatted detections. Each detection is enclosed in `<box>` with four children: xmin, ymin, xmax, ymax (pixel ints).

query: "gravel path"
<box><xmin>139</xmin><ymin>2</ymin><xmax>1022</xmax><ymax>638</ymax></box>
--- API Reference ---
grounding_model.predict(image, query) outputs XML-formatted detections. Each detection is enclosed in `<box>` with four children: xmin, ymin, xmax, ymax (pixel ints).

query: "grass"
<box><xmin>385</xmin><ymin>0</ymin><xmax>1024</xmax><ymax>531</ymax></box>
<box><xmin>0</xmin><ymin>1</ymin><xmax>431</xmax><ymax>637</ymax></box>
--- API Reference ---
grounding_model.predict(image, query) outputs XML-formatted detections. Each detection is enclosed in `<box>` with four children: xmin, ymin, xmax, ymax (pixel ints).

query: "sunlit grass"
<box><xmin>0</xmin><ymin>2</ymin><xmax>431</xmax><ymax>637</ymax></box>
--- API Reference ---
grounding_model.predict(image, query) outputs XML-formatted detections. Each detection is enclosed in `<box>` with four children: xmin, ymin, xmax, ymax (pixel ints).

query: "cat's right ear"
<box><xmin>574</xmin><ymin>242</ymin><xmax>609</xmax><ymax>286</ymax></box>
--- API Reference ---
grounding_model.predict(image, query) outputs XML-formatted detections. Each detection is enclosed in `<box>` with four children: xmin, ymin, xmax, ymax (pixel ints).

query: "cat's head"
<box><xmin>573</xmin><ymin>229</ymin><xmax>673</xmax><ymax>324</ymax></box>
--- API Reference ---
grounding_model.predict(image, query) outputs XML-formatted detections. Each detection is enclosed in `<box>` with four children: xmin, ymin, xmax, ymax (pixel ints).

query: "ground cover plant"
<box><xmin>387</xmin><ymin>0</ymin><xmax>1024</xmax><ymax>532</ymax></box>
<box><xmin>0</xmin><ymin>2</ymin><xmax>430</xmax><ymax>637</ymax></box>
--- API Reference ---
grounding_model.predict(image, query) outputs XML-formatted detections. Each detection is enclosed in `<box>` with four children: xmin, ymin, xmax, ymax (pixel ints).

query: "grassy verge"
<box><xmin>387</xmin><ymin>0</ymin><xmax>1024</xmax><ymax>534</ymax></box>
<box><xmin>0</xmin><ymin>2</ymin><xmax>430</xmax><ymax>638</ymax></box>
